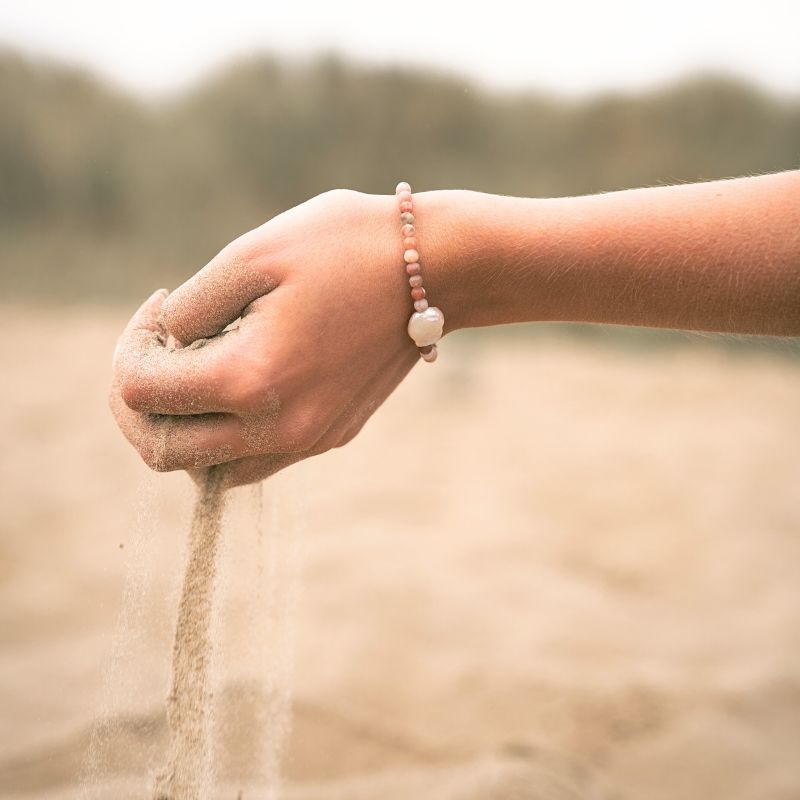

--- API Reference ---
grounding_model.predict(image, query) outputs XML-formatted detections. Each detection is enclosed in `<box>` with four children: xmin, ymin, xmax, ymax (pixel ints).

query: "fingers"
<box><xmin>114</xmin><ymin>290</ymin><xmax>275</xmax><ymax>415</ymax></box>
<box><xmin>219</xmin><ymin>349</ymin><xmax>418</xmax><ymax>488</ymax></box>
<box><xmin>160</xmin><ymin>232</ymin><xmax>280</xmax><ymax>346</ymax></box>
<box><xmin>109</xmin><ymin>374</ymin><xmax>256</xmax><ymax>471</ymax></box>
<box><xmin>110</xmin><ymin>291</ymin><xmax>283</xmax><ymax>467</ymax></box>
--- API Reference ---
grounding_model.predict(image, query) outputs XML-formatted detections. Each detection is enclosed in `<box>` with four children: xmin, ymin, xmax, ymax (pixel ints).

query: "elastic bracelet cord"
<box><xmin>395</xmin><ymin>181</ymin><xmax>444</xmax><ymax>363</ymax></box>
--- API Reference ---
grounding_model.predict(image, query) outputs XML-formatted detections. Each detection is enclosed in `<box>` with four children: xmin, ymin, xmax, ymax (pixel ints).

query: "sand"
<box><xmin>152</xmin><ymin>466</ymin><xmax>227</xmax><ymax>800</ymax></box>
<box><xmin>1</xmin><ymin>306</ymin><xmax>800</xmax><ymax>799</ymax></box>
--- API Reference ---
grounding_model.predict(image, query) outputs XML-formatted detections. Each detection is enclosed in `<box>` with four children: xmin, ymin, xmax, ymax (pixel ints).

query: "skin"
<box><xmin>110</xmin><ymin>172</ymin><xmax>800</xmax><ymax>487</ymax></box>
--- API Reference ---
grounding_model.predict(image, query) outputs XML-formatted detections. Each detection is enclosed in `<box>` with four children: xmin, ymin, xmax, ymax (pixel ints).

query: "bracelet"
<box><xmin>395</xmin><ymin>181</ymin><xmax>444</xmax><ymax>363</ymax></box>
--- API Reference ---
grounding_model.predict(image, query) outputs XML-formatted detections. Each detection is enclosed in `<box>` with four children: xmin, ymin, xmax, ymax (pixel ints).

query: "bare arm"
<box><xmin>422</xmin><ymin>170</ymin><xmax>800</xmax><ymax>336</ymax></box>
<box><xmin>110</xmin><ymin>171</ymin><xmax>800</xmax><ymax>486</ymax></box>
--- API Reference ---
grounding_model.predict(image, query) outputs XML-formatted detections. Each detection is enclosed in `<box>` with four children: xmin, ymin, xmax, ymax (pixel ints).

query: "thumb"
<box><xmin>161</xmin><ymin>236</ymin><xmax>279</xmax><ymax>346</ymax></box>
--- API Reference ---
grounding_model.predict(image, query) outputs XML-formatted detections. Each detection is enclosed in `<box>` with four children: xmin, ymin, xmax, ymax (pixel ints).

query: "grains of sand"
<box><xmin>152</xmin><ymin>465</ymin><xmax>228</xmax><ymax>800</ymax></box>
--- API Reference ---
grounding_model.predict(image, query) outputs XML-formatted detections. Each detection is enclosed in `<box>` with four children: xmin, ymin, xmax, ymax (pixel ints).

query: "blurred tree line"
<box><xmin>0</xmin><ymin>47</ymin><xmax>798</xmax><ymax>305</ymax></box>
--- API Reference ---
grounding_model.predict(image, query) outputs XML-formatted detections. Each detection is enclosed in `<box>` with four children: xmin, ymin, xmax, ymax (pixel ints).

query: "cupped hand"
<box><xmin>109</xmin><ymin>188</ymin><xmax>460</xmax><ymax>488</ymax></box>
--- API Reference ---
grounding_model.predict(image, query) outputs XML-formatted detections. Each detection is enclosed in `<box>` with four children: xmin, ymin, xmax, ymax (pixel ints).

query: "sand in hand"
<box><xmin>152</xmin><ymin>465</ymin><xmax>228</xmax><ymax>800</ymax></box>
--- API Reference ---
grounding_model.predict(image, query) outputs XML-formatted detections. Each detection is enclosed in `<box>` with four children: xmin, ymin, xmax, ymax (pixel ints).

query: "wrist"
<box><xmin>413</xmin><ymin>189</ymin><xmax>554</xmax><ymax>332</ymax></box>
<box><xmin>411</xmin><ymin>188</ymin><xmax>489</xmax><ymax>333</ymax></box>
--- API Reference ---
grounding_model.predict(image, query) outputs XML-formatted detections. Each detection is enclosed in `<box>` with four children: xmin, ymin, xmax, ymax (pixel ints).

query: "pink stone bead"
<box><xmin>403</xmin><ymin>237</ymin><xmax>416</xmax><ymax>249</ymax></box>
<box><xmin>410</xmin><ymin>286</ymin><xmax>426</xmax><ymax>301</ymax></box>
<box><xmin>409</xmin><ymin>275</ymin><xmax>423</xmax><ymax>288</ymax></box>
<box><xmin>419</xmin><ymin>344</ymin><xmax>434</xmax><ymax>354</ymax></box>
<box><xmin>403</xmin><ymin>248</ymin><xmax>419</xmax><ymax>264</ymax></box>
<box><xmin>400</xmin><ymin>212</ymin><xmax>414</xmax><ymax>224</ymax></box>
<box><xmin>414</xmin><ymin>298</ymin><xmax>429</xmax><ymax>312</ymax></box>
<box><xmin>399</xmin><ymin>200</ymin><xmax>413</xmax><ymax>213</ymax></box>
<box><xmin>401</xmin><ymin>224</ymin><xmax>415</xmax><ymax>237</ymax></box>
<box><xmin>397</xmin><ymin>190</ymin><xmax>412</xmax><ymax>204</ymax></box>
<box><xmin>420</xmin><ymin>344</ymin><xmax>438</xmax><ymax>363</ymax></box>
<box><xmin>406</xmin><ymin>262</ymin><xmax>421</xmax><ymax>275</ymax></box>
<box><xmin>395</xmin><ymin>181</ymin><xmax>411</xmax><ymax>194</ymax></box>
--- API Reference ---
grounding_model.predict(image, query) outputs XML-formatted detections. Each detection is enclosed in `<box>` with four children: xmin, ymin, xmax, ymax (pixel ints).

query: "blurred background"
<box><xmin>1</xmin><ymin>2</ymin><xmax>799</xmax><ymax>799</ymax></box>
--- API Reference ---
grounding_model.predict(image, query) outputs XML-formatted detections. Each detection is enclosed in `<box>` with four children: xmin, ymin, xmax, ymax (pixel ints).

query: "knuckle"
<box><xmin>333</xmin><ymin>426</ymin><xmax>359</xmax><ymax>449</ymax></box>
<box><xmin>281</xmin><ymin>405</ymin><xmax>329</xmax><ymax>452</ymax></box>
<box><xmin>119</xmin><ymin>372</ymin><xmax>148</xmax><ymax>412</ymax></box>
<box><xmin>289</xmin><ymin>423</ymin><xmax>323</xmax><ymax>453</ymax></box>
<box><xmin>225</xmin><ymin>230</ymin><xmax>262</xmax><ymax>264</ymax></box>
<box><xmin>333</xmin><ymin>403</ymin><xmax>374</xmax><ymax>449</ymax></box>
<box><xmin>319</xmin><ymin>187</ymin><xmax>360</xmax><ymax>208</ymax></box>
<box><xmin>214</xmin><ymin>233</ymin><xmax>267</xmax><ymax>286</ymax></box>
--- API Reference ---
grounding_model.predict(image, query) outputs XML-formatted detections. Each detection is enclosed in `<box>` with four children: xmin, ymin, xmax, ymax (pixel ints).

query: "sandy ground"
<box><xmin>1</xmin><ymin>306</ymin><xmax>799</xmax><ymax>800</ymax></box>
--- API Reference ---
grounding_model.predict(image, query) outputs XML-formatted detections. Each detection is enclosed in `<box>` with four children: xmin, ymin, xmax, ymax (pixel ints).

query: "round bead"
<box><xmin>408</xmin><ymin>274</ymin><xmax>423</xmax><ymax>288</ymax></box>
<box><xmin>406</xmin><ymin>262</ymin><xmax>421</xmax><ymax>275</ymax></box>
<box><xmin>401</xmin><ymin>224</ymin><xmax>415</xmax><ymax>237</ymax></box>
<box><xmin>410</xmin><ymin>286</ymin><xmax>426</xmax><ymax>300</ymax></box>
<box><xmin>400</xmin><ymin>212</ymin><xmax>415</xmax><ymax>224</ymax></box>
<box><xmin>420</xmin><ymin>344</ymin><xmax>438</xmax><ymax>363</ymax></box>
<box><xmin>399</xmin><ymin>200</ymin><xmax>413</xmax><ymax>213</ymax></box>
<box><xmin>403</xmin><ymin>249</ymin><xmax>420</xmax><ymax>264</ymax></box>
<box><xmin>397</xmin><ymin>190</ymin><xmax>412</xmax><ymax>204</ymax></box>
<box><xmin>403</xmin><ymin>237</ymin><xmax>416</xmax><ymax>249</ymax></box>
<box><xmin>414</xmin><ymin>298</ymin><xmax>429</xmax><ymax>312</ymax></box>
<box><xmin>396</xmin><ymin>181</ymin><xmax>411</xmax><ymax>194</ymax></box>
<box><xmin>407</xmin><ymin>306</ymin><xmax>444</xmax><ymax>347</ymax></box>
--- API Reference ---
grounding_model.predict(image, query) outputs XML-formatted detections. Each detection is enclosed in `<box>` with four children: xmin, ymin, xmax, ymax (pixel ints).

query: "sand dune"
<box><xmin>1</xmin><ymin>307</ymin><xmax>799</xmax><ymax>799</ymax></box>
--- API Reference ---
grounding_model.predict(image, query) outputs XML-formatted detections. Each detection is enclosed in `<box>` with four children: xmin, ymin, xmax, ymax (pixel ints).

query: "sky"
<box><xmin>0</xmin><ymin>1</ymin><xmax>798</xmax><ymax>98</ymax></box>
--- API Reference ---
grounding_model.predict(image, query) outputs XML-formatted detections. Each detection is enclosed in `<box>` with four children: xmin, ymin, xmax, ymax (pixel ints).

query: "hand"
<box><xmin>109</xmin><ymin>188</ymin><xmax>461</xmax><ymax>488</ymax></box>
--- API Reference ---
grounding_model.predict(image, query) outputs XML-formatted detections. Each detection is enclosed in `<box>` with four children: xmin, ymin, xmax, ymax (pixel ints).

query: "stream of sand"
<box><xmin>152</xmin><ymin>466</ymin><xmax>227</xmax><ymax>799</ymax></box>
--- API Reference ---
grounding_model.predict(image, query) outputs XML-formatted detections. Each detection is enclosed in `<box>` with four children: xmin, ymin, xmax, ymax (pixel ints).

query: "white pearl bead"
<box><xmin>407</xmin><ymin>306</ymin><xmax>444</xmax><ymax>347</ymax></box>
<box><xmin>414</xmin><ymin>298</ymin><xmax>429</xmax><ymax>312</ymax></box>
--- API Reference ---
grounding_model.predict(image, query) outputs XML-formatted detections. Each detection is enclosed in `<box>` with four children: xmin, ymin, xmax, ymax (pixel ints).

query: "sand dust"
<box><xmin>75</xmin><ymin>465</ymin><xmax>299</xmax><ymax>800</ymax></box>
<box><xmin>78</xmin><ymin>475</ymin><xmax>162</xmax><ymax>799</ymax></box>
<box><xmin>152</xmin><ymin>466</ymin><xmax>228</xmax><ymax>799</ymax></box>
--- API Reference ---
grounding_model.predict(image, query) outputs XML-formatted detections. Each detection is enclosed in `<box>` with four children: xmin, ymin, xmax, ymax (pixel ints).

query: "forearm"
<box><xmin>419</xmin><ymin>171</ymin><xmax>800</xmax><ymax>336</ymax></box>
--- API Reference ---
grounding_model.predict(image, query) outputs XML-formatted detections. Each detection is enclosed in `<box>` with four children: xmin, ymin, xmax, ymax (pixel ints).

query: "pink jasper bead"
<box><xmin>406</xmin><ymin>262</ymin><xmax>421</xmax><ymax>275</ymax></box>
<box><xmin>409</xmin><ymin>275</ymin><xmax>423</xmax><ymax>288</ymax></box>
<box><xmin>403</xmin><ymin>237</ymin><xmax>416</xmax><ymax>249</ymax></box>
<box><xmin>399</xmin><ymin>200</ymin><xmax>413</xmax><ymax>212</ymax></box>
<box><xmin>397</xmin><ymin>190</ymin><xmax>412</xmax><ymax>203</ymax></box>
<box><xmin>400</xmin><ymin>212</ymin><xmax>414</xmax><ymax>224</ymax></box>
<box><xmin>414</xmin><ymin>298</ymin><xmax>429</xmax><ymax>312</ymax></box>
<box><xmin>410</xmin><ymin>286</ymin><xmax>426</xmax><ymax>300</ymax></box>
<box><xmin>401</xmin><ymin>224</ymin><xmax>415</xmax><ymax>237</ymax></box>
<box><xmin>403</xmin><ymin>249</ymin><xmax>419</xmax><ymax>263</ymax></box>
<box><xmin>396</xmin><ymin>181</ymin><xmax>411</xmax><ymax>194</ymax></box>
<box><xmin>420</xmin><ymin>344</ymin><xmax>438</xmax><ymax>363</ymax></box>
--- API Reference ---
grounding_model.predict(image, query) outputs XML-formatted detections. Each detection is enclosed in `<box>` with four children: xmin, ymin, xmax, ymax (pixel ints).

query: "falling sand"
<box><xmin>152</xmin><ymin>465</ymin><xmax>228</xmax><ymax>800</ymax></box>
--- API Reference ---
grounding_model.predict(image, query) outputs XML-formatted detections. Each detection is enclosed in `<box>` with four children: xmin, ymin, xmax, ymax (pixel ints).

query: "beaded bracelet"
<box><xmin>395</xmin><ymin>181</ymin><xmax>444</xmax><ymax>363</ymax></box>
